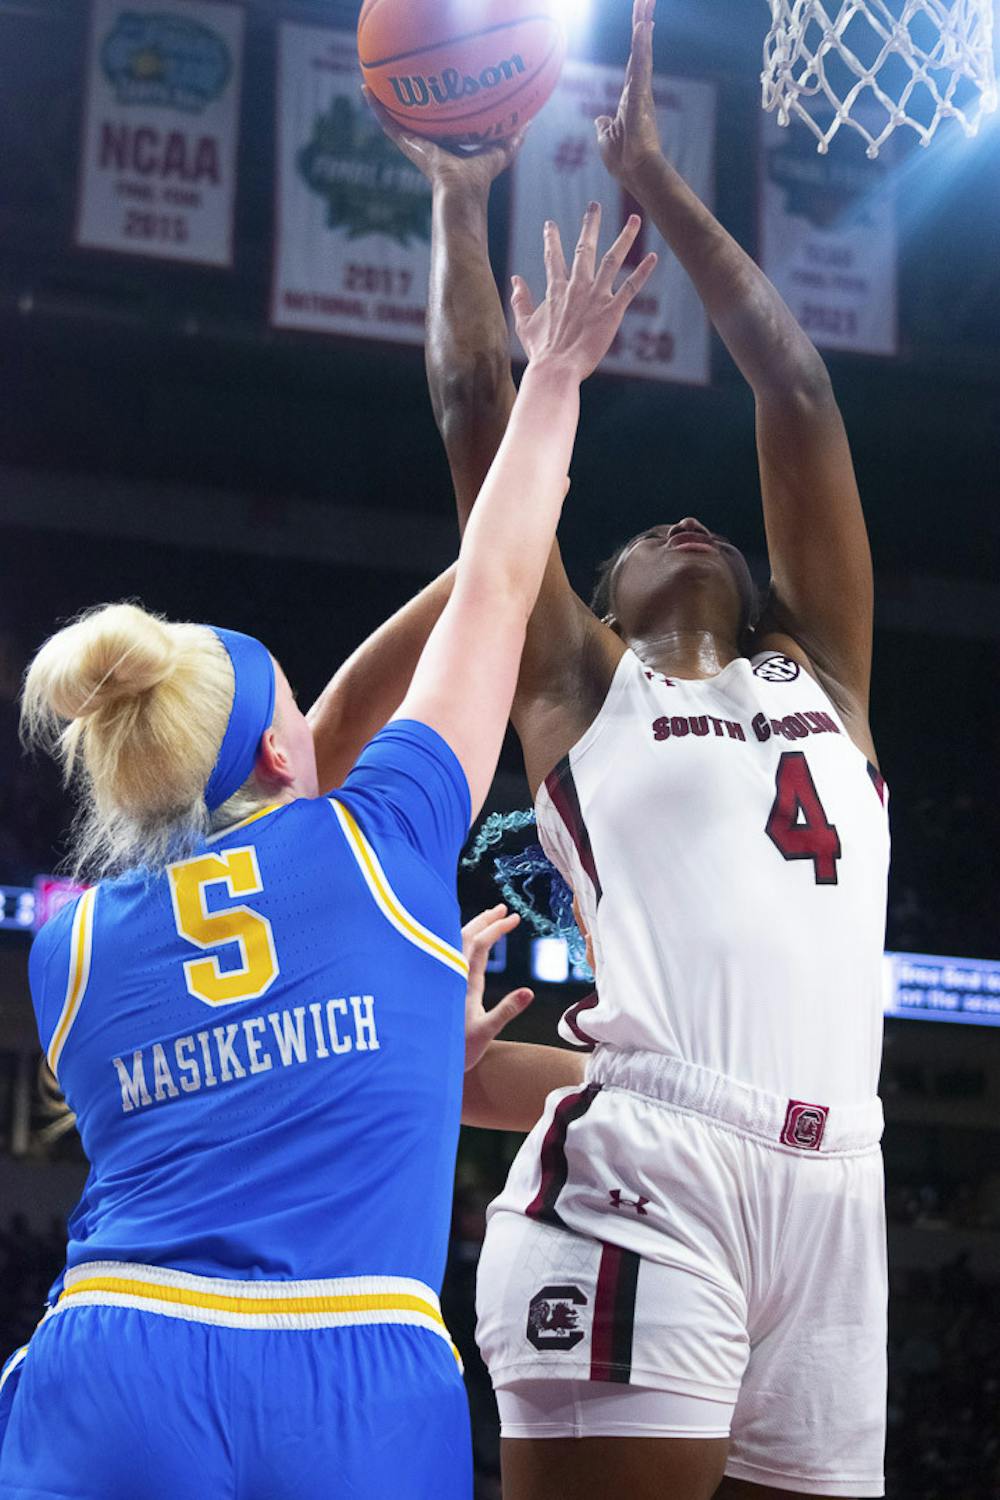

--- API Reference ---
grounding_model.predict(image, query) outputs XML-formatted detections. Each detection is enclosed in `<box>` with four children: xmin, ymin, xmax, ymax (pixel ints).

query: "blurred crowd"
<box><xmin>887</xmin><ymin>1258</ymin><xmax>1000</xmax><ymax>1499</ymax></box>
<box><xmin>0</xmin><ymin>1212</ymin><xmax>66</xmax><ymax>1355</ymax></box>
<box><xmin>887</xmin><ymin>1174</ymin><xmax>1000</xmax><ymax>1233</ymax></box>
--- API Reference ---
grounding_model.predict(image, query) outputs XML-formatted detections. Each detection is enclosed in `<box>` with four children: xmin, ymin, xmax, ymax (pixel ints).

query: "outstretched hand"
<box><xmin>462</xmin><ymin>905</ymin><xmax>534</xmax><ymax>1074</ymax></box>
<box><xmin>363</xmin><ymin>87</ymin><xmax>526</xmax><ymax>193</ymax></box>
<box><xmin>595</xmin><ymin>0</ymin><xmax>663</xmax><ymax>192</ymax></box>
<box><xmin>511</xmin><ymin>203</ymin><xmax>657</xmax><ymax>380</ymax></box>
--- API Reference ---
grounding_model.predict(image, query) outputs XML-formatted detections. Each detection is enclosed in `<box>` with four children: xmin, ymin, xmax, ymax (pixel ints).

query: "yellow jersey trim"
<box><xmin>0</xmin><ymin>1345</ymin><xmax>28</xmax><ymax>1395</ymax></box>
<box><xmin>46</xmin><ymin>886</ymin><xmax>98</xmax><ymax>1079</ymax></box>
<box><xmin>61</xmin><ymin>1277</ymin><xmax>446</xmax><ymax>1325</ymax></box>
<box><xmin>330</xmin><ymin>800</ymin><xmax>468</xmax><ymax>980</ymax></box>
<box><xmin>54</xmin><ymin>1264</ymin><xmax>460</xmax><ymax>1365</ymax></box>
<box><xmin>206</xmin><ymin>802</ymin><xmax>282</xmax><ymax>844</ymax></box>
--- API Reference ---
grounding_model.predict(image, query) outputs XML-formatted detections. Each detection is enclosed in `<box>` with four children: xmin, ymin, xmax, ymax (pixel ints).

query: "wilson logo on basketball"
<box><xmin>389</xmin><ymin>55</ymin><xmax>526</xmax><ymax>110</ymax></box>
<box><xmin>780</xmin><ymin>1099</ymin><xmax>829</xmax><ymax>1151</ymax></box>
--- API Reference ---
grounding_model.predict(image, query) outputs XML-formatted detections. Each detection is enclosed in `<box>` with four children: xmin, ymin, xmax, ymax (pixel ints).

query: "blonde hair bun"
<box><xmin>32</xmin><ymin>603</ymin><xmax>177</xmax><ymax>723</ymax></box>
<box><xmin>21</xmin><ymin>602</ymin><xmax>244</xmax><ymax>876</ymax></box>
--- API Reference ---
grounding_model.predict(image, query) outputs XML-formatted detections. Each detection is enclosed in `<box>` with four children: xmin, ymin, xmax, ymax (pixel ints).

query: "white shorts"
<box><xmin>475</xmin><ymin>1048</ymin><xmax>887</xmax><ymax>1498</ymax></box>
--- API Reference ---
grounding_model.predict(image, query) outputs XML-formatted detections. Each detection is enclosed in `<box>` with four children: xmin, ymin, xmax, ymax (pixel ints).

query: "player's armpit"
<box><xmin>512</xmin><ymin>544</ymin><xmax>626</xmax><ymax>796</ymax></box>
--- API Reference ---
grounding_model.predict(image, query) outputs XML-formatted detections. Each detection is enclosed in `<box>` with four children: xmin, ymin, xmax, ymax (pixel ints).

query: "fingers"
<box><xmin>632</xmin><ymin>6</ymin><xmax>655</xmax><ymax>94</ymax></box>
<box><xmin>461</xmin><ymin>902</ymin><xmax>508</xmax><ymax>947</ymax></box>
<box><xmin>595</xmin><ymin>213</ymin><xmax>641</xmax><ymax>294</ymax></box>
<box><xmin>362</xmin><ymin>85</ymin><xmax>406</xmax><ymax>145</ymax></box>
<box><xmin>511</xmin><ymin>274</ymin><xmax>537</xmax><ymax>349</ymax></box>
<box><xmin>612</xmin><ymin>250</ymin><xmax>658</xmax><ymax>309</ymax></box>
<box><xmin>502</xmin><ymin>125</ymin><xmax>530</xmax><ymax>164</ymax></box>
<box><xmin>463</xmin><ymin>908</ymin><xmax>520</xmax><ymax>973</ymax></box>
<box><xmin>570</xmin><ymin>201</ymin><xmax>602</xmax><ymax>284</ymax></box>
<box><xmin>543</xmin><ymin>218</ymin><xmax>569</xmax><ymax>290</ymax></box>
<box><xmin>483</xmin><ymin>987</ymin><xmax>535</xmax><ymax>1042</ymax></box>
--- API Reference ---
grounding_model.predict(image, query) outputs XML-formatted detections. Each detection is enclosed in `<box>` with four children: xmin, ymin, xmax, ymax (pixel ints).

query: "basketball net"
<box><xmin>762</xmin><ymin>0</ymin><xmax>999</xmax><ymax>157</ymax></box>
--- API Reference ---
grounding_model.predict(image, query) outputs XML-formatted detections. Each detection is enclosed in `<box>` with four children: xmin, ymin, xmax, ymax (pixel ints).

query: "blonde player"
<box><xmin>0</xmin><ymin>212</ymin><xmax>655</xmax><ymax>1500</ymax></box>
<box><xmin>371</xmin><ymin>3</ymin><xmax>890</xmax><ymax>1495</ymax></box>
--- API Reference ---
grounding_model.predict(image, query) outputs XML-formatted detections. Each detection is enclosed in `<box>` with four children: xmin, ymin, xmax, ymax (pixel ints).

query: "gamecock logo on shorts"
<box><xmin>526</xmin><ymin>1285</ymin><xmax>587</xmax><ymax>1351</ymax></box>
<box><xmin>754</xmin><ymin>654</ymin><xmax>800</xmax><ymax>682</ymax></box>
<box><xmin>780</xmin><ymin>1099</ymin><xmax>829</xmax><ymax>1151</ymax></box>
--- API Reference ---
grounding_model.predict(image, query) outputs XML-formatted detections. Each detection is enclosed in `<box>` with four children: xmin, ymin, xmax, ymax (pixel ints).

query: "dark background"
<box><xmin>1</xmin><ymin>1</ymin><xmax>999</xmax><ymax>1495</ymax></box>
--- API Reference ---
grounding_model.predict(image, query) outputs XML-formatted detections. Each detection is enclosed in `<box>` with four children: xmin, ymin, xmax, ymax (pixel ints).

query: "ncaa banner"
<box><xmin>508</xmin><ymin>64</ymin><xmax>716</xmax><ymax>385</ymax></box>
<box><xmin>76</xmin><ymin>0</ymin><xmax>244</xmax><ymax>266</ymax></box>
<box><xmin>759</xmin><ymin>109</ymin><xmax>898</xmax><ymax>357</ymax></box>
<box><xmin>272</xmin><ymin>25</ymin><xmax>431</xmax><ymax>344</ymax></box>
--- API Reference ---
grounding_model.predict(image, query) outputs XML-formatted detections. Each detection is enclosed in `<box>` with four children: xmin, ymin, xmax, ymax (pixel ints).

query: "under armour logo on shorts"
<box><xmin>609</xmin><ymin>1189</ymin><xmax>649</xmax><ymax>1215</ymax></box>
<box><xmin>780</xmin><ymin>1099</ymin><xmax>829</xmax><ymax>1150</ymax></box>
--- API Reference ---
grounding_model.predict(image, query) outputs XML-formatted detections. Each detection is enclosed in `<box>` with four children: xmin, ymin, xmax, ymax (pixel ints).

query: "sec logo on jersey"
<box><xmin>753</xmin><ymin>654</ymin><xmax>800</xmax><ymax>683</ymax></box>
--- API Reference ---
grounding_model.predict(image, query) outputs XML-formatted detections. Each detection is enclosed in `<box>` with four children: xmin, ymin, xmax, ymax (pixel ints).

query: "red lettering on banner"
<box><xmin>99</xmin><ymin>123</ymin><xmax>220</xmax><ymax>184</ymax></box>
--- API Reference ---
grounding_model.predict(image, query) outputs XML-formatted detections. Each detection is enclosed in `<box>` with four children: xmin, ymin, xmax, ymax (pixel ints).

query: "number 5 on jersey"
<box><xmin>167</xmin><ymin>848</ymin><xmax>279</xmax><ymax>1006</ymax></box>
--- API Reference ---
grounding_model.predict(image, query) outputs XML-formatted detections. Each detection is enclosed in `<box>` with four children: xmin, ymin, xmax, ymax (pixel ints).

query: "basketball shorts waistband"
<box><xmin>586</xmin><ymin>1048</ymin><xmax>883</xmax><ymax>1155</ymax></box>
<box><xmin>52</xmin><ymin>1261</ymin><xmax>461</xmax><ymax>1364</ymax></box>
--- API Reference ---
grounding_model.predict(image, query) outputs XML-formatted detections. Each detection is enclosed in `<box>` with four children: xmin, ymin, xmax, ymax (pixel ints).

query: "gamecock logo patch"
<box><xmin>526</xmin><ymin>1284</ymin><xmax>587</xmax><ymax>1351</ymax></box>
<box><xmin>780</xmin><ymin>1099</ymin><xmax>829</xmax><ymax>1151</ymax></box>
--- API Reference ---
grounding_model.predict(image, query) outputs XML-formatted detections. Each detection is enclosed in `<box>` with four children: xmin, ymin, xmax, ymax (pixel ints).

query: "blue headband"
<box><xmin>203</xmin><ymin>627</ymin><xmax>277</xmax><ymax>813</ymax></box>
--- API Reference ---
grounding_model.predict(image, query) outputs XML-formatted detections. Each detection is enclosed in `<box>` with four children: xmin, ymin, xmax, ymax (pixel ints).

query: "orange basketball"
<box><xmin>358</xmin><ymin>0</ymin><xmax>567</xmax><ymax>146</ymax></box>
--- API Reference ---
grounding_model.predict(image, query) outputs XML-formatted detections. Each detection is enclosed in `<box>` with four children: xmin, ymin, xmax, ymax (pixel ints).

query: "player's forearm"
<box><xmin>426</xmin><ymin>182</ymin><xmax>516</xmax><ymax>528</ymax></box>
<box><xmin>462</xmin><ymin>1040</ymin><xmax>587</xmax><ymax>1131</ymax></box>
<box><xmin>307</xmin><ymin>565</ymin><xmax>456</xmax><ymax>790</ymax></box>
<box><xmin>455</xmin><ymin>359</ymin><xmax>578</xmax><ymax>619</ymax></box>
<box><xmin>628</xmin><ymin>153</ymin><xmax>830</xmax><ymax>400</ymax></box>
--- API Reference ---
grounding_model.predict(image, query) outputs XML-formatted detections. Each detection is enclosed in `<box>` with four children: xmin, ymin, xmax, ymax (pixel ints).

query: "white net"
<box><xmin>762</xmin><ymin>0</ymin><xmax>999</xmax><ymax>157</ymax></box>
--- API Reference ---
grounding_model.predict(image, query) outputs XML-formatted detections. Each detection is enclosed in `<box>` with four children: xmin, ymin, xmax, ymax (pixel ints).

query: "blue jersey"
<box><xmin>28</xmin><ymin>721</ymin><xmax>470</xmax><ymax>1294</ymax></box>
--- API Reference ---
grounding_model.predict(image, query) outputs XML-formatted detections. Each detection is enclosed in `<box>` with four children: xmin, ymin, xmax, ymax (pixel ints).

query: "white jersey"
<box><xmin>536</xmin><ymin>649</ymin><xmax>889</xmax><ymax>1106</ymax></box>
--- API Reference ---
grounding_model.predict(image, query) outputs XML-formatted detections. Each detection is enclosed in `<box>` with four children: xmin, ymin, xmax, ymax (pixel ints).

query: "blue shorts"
<box><xmin>0</xmin><ymin>1308</ymin><xmax>472</xmax><ymax>1499</ymax></box>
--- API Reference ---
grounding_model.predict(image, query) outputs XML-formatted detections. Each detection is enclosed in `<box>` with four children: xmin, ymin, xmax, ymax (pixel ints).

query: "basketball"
<box><xmin>357</xmin><ymin>0</ymin><xmax>567</xmax><ymax>146</ymax></box>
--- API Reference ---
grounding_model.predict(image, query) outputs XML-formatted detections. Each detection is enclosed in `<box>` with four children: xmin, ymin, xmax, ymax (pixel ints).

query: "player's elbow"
<box><xmin>784</xmin><ymin>349</ymin><xmax>835</xmax><ymax>408</ymax></box>
<box><xmin>759</xmin><ymin>354</ymin><xmax>837</xmax><ymax>421</ymax></box>
<box><xmin>431</xmin><ymin>348</ymin><xmax>513</xmax><ymax>430</ymax></box>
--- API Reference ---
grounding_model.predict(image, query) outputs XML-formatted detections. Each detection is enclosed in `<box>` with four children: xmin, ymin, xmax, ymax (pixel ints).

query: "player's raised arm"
<box><xmin>306</xmin><ymin>565</ymin><xmax>456</xmax><ymax>792</ymax></box>
<box><xmin>367</xmin><ymin>96</ymin><xmax>628</xmax><ymax>796</ymax></box>
<box><xmin>597</xmin><ymin>0</ymin><xmax>875</xmax><ymax>754</ymax></box>
<box><xmin>396</xmin><ymin>205</ymin><xmax>656</xmax><ymax>818</ymax></box>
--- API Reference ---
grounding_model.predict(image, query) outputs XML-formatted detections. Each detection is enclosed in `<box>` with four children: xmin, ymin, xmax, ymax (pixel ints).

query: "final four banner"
<box><xmin>272</xmin><ymin>25</ymin><xmax>432</xmax><ymax>344</ymax></box>
<box><xmin>508</xmin><ymin>64</ymin><xmax>716</xmax><ymax>385</ymax></box>
<box><xmin>76</xmin><ymin>0</ymin><xmax>244</xmax><ymax>266</ymax></box>
<box><xmin>759</xmin><ymin>109</ymin><xmax>898</xmax><ymax>357</ymax></box>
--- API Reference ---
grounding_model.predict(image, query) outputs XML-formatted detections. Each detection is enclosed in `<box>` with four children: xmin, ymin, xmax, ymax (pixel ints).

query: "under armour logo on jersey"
<box><xmin>527</xmin><ymin>1285</ymin><xmax>587</xmax><ymax>1350</ymax></box>
<box><xmin>780</xmin><ymin>1099</ymin><xmax>829</xmax><ymax>1151</ymax></box>
<box><xmin>754</xmin><ymin>655</ymin><xmax>800</xmax><ymax>683</ymax></box>
<box><xmin>609</xmin><ymin>1188</ymin><xmax>650</xmax><ymax>1215</ymax></box>
<box><xmin>644</xmin><ymin>669</ymin><xmax>676</xmax><ymax>686</ymax></box>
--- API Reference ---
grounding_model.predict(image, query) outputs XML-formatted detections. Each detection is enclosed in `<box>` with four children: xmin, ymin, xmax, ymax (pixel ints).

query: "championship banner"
<box><xmin>76</xmin><ymin>0</ymin><xmax>244</xmax><ymax>266</ymax></box>
<box><xmin>272</xmin><ymin>25</ymin><xmax>432</xmax><ymax>344</ymax></box>
<box><xmin>508</xmin><ymin>64</ymin><xmax>716</xmax><ymax>385</ymax></box>
<box><xmin>759</xmin><ymin>109</ymin><xmax>898</xmax><ymax>357</ymax></box>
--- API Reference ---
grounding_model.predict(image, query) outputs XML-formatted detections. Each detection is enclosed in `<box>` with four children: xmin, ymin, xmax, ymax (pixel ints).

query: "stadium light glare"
<box><xmin>550</xmin><ymin>0</ymin><xmax>594</xmax><ymax>46</ymax></box>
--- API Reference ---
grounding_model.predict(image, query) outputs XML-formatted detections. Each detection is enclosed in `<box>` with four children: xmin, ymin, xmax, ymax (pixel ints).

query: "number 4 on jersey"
<box><xmin>765</xmin><ymin>752</ymin><xmax>842</xmax><ymax>886</ymax></box>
